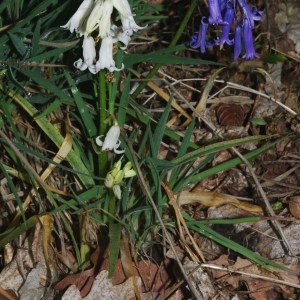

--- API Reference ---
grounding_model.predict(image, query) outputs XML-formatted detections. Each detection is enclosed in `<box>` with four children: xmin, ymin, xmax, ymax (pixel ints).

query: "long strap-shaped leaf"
<box><xmin>0</xmin><ymin>83</ymin><xmax>94</xmax><ymax>187</ymax></box>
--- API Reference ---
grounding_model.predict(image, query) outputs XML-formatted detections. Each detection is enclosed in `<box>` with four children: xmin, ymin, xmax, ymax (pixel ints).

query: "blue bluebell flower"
<box><xmin>190</xmin><ymin>0</ymin><xmax>262</xmax><ymax>60</ymax></box>
<box><xmin>242</xmin><ymin>18</ymin><xmax>259</xmax><ymax>59</ymax></box>
<box><xmin>190</xmin><ymin>17</ymin><xmax>210</xmax><ymax>53</ymax></box>
<box><xmin>233</xmin><ymin>22</ymin><xmax>242</xmax><ymax>60</ymax></box>
<box><xmin>216</xmin><ymin>2</ymin><xmax>234</xmax><ymax>46</ymax></box>
<box><xmin>208</xmin><ymin>0</ymin><xmax>224</xmax><ymax>25</ymax></box>
<box><xmin>218</xmin><ymin>0</ymin><xmax>227</xmax><ymax>15</ymax></box>
<box><xmin>236</xmin><ymin>0</ymin><xmax>263</xmax><ymax>28</ymax></box>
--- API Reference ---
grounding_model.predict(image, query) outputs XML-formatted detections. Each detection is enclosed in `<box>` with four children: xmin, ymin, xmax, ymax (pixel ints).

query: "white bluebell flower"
<box><xmin>61</xmin><ymin>0</ymin><xmax>94</xmax><ymax>34</ymax></box>
<box><xmin>74</xmin><ymin>36</ymin><xmax>97</xmax><ymax>73</ymax></box>
<box><xmin>62</xmin><ymin>0</ymin><xmax>144</xmax><ymax>73</ymax></box>
<box><xmin>95</xmin><ymin>123</ymin><xmax>124</xmax><ymax>154</ymax></box>
<box><xmin>95</xmin><ymin>36</ymin><xmax>124</xmax><ymax>73</ymax></box>
<box><xmin>85</xmin><ymin>0</ymin><xmax>113</xmax><ymax>38</ymax></box>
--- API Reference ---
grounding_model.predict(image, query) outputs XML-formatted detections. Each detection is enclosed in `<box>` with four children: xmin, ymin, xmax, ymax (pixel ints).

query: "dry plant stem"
<box><xmin>260</xmin><ymin>164</ymin><xmax>300</xmax><ymax>188</ymax></box>
<box><xmin>162</xmin><ymin>181</ymin><xmax>206</xmax><ymax>262</ymax></box>
<box><xmin>232</xmin><ymin>147</ymin><xmax>296</xmax><ymax>256</ymax></box>
<box><xmin>123</xmin><ymin>134</ymin><xmax>204</xmax><ymax>300</ymax></box>
<box><xmin>259</xmin><ymin>177</ymin><xmax>300</xmax><ymax>191</ymax></box>
<box><xmin>226</xmin><ymin>82</ymin><xmax>297</xmax><ymax>115</ymax></box>
<box><xmin>244</xmin><ymin>86</ymin><xmax>262</xmax><ymax>132</ymax></box>
<box><xmin>200</xmin><ymin>263</ymin><xmax>300</xmax><ymax>289</ymax></box>
<box><xmin>157</xmin><ymin>70</ymin><xmax>296</xmax><ymax>115</ymax></box>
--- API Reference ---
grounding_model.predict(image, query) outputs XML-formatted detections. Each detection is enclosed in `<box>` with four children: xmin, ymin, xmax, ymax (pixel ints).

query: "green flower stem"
<box><xmin>130</xmin><ymin>0</ymin><xmax>197</xmax><ymax>100</ymax></box>
<box><xmin>98</xmin><ymin>70</ymin><xmax>109</xmax><ymax>180</ymax></box>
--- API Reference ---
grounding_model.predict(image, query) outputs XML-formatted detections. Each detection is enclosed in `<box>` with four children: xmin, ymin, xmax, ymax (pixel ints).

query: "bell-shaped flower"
<box><xmin>218</xmin><ymin>0</ymin><xmax>227</xmax><ymax>14</ymax></box>
<box><xmin>190</xmin><ymin>17</ymin><xmax>211</xmax><ymax>54</ymax></box>
<box><xmin>233</xmin><ymin>22</ymin><xmax>242</xmax><ymax>60</ymax></box>
<box><xmin>61</xmin><ymin>0</ymin><xmax>94</xmax><ymax>34</ymax></box>
<box><xmin>112</xmin><ymin>0</ymin><xmax>132</xmax><ymax>18</ymax></box>
<box><xmin>216</xmin><ymin>2</ymin><xmax>234</xmax><ymax>46</ymax></box>
<box><xmin>95</xmin><ymin>122</ymin><xmax>124</xmax><ymax>154</ymax></box>
<box><xmin>85</xmin><ymin>0</ymin><xmax>114</xmax><ymax>38</ymax></box>
<box><xmin>95</xmin><ymin>36</ymin><xmax>124</xmax><ymax>72</ymax></box>
<box><xmin>242</xmin><ymin>18</ymin><xmax>259</xmax><ymax>60</ymax></box>
<box><xmin>74</xmin><ymin>36</ymin><xmax>97</xmax><ymax>73</ymax></box>
<box><xmin>237</xmin><ymin>0</ymin><xmax>263</xmax><ymax>28</ymax></box>
<box><xmin>117</xmin><ymin>18</ymin><xmax>145</xmax><ymax>48</ymax></box>
<box><xmin>208</xmin><ymin>0</ymin><xmax>223</xmax><ymax>25</ymax></box>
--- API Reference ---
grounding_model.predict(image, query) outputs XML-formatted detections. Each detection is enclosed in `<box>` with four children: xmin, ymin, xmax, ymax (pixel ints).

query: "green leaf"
<box><xmin>108</xmin><ymin>223</ymin><xmax>122</xmax><ymax>277</ymax></box>
<box><xmin>7</xmin><ymin>31</ymin><xmax>27</xmax><ymax>57</ymax></box>
<box><xmin>251</xmin><ymin>117</ymin><xmax>267</xmax><ymax>126</ymax></box>
<box><xmin>151</xmin><ymin>97</ymin><xmax>172</xmax><ymax>157</ymax></box>
<box><xmin>65</xmin><ymin>70</ymin><xmax>97</xmax><ymax>138</ymax></box>
<box><xmin>181</xmin><ymin>137</ymin><xmax>288</xmax><ymax>188</ymax></box>
<box><xmin>185</xmin><ymin>216</ymin><xmax>298</xmax><ymax>274</ymax></box>
<box><xmin>263</xmin><ymin>53</ymin><xmax>286</xmax><ymax>64</ymax></box>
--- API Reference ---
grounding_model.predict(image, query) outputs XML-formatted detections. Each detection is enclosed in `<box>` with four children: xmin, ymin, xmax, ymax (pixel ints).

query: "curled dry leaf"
<box><xmin>177</xmin><ymin>190</ymin><xmax>262</xmax><ymax>213</ymax></box>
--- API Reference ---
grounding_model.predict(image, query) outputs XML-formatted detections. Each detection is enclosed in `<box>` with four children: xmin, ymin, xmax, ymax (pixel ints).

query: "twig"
<box><xmin>201</xmin><ymin>263</ymin><xmax>300</xmax><ymax>289</ymax></box>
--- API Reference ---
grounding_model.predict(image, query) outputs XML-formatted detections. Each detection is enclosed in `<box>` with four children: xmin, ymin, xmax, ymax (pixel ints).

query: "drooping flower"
<box><xmin>118</xmin><ymin>14</ymin><xmax>145</xmax><ymax>47</ymax></box>
<box><xmin>216</xmin><ymin>2</ymin><xmax>234</xmax><ymax>46</ymax></box>
<box><xmin>236</xmin><ymin>0</ymin><xmax>263</xmax><ymax>28</ymax></box>
<box><xmin>61</xmin><ymin>0</ymin><xmax>94</xmax><ymax>33</ymax></box>
<box><xmin>233</xmin><ymin>22</ymin><xmax>242</xmax><ymax>60</ymax></box>
<box><xmin>208</xmin><ymin>0</ymin><xmax>224</xmax><ymax>25</ymax></box>
<box><xmin>95</xmin><ymin>36</ymin><xmax>124</xmax><ymax>73</ymax></box>
<box><xmin>61</xmin><ymin>0</ymin><xmax>144</xmax><ymax>73</ymax></box>
<box><xmin>190</xmin><ymin>0</ymin><xmax>263</xmax><ymax>60</ymax></box>
<box><xmin>218</xmin><ymin>0</ymin><xmax>227</xmax><ymax>14</ymax></box>
<box><xmin>242</xmin><ymin>18</ymin><xmax>259</xmax><ymax>60</ymax></box>
<box><xmin>74</xmin><ymin>36</ymin><xmax>97</xmax><ymax>73</ymax></box>
<box><xmin>95</xmin><ymin>122</ymin><xmax>124</xmax><ymax>154</ymax></box>
<box><xmin>190</xmin><ymin>17</ymin><xmax>210</xmax><ymax>54</ymax></box>
<box><xmin>85</xmin><ymin>0</ymin><xmax>114</xmax><ymax>38</ymax></box>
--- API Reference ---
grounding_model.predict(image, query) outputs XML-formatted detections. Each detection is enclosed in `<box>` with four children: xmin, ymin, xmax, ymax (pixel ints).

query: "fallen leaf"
<box><xmin>177</xmin><ymin>190</ymin><xmax>263</xmax><ymax>213</ymax></box>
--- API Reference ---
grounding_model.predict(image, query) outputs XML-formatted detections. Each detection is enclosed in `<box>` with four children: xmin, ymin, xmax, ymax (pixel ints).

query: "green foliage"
<box><xmin>0</xmin><ymin>0</ymin><xmax>295</xmax><ymax>281</ymax></box>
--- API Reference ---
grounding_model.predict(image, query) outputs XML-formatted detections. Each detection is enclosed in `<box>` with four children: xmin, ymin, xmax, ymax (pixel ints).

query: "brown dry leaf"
<box><xmin>39</xmin><ymin>214</ymin><xmax>54</xmax><ymax>268</ymax></box>
<box><xmin>208</xmin><ymin>254</ymin><xmax>300</xmax><ymax>299</ymax></box>
<box><xmin>254</xmin><ymin>223</ymin><xmax>300</xmax><ymax>259</ymax></box>
<box><xmin>177</xmin><ymin>190</ymin><xmax>263</xmax><ymax>213</ymax></box>
<box><xmin>0</xmin><ymin>222</ymin><xmax>59</xmax><ymax>299</ymax></box>
<box><xmin>100</xmin><ymin>257</ymin><xmax>174</xmax><ymax>295</ymax></box>
<box><xmin>61</xmin><ymin>271</ymin><xmax>138</xmax><ymax>300</ymax></box>
<box><xmin>55</xmin><ymin>247</ymin><xmax>101</xmax><ymax>298</ymax></box>
<box><xmin>289</xmin><ymin>196</ymin><xmax>300</xmax><ymax>219</ymax></box>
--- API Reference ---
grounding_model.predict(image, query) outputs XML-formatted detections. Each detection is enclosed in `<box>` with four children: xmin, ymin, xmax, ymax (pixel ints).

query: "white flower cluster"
<box><xmin>61</xmin><ymin>0</ymin><xmax>144</xmax><ymax>73</ymax></box>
